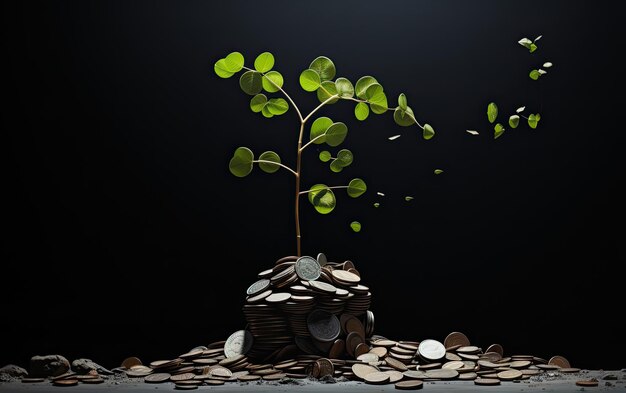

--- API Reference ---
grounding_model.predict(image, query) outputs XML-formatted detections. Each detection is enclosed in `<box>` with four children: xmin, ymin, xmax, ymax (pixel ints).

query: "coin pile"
<box><xmin>241</xmin><ymin>254</ymin><xmax>375</xmax><ymax>361</ymax></box>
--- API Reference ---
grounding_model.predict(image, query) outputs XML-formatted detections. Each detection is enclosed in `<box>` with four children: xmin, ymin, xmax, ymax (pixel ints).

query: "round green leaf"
<box><xmin>309</xmin><ymin>56</ymin><xmax>336</xmax><ymax>82</ymax></box>
<box><xmin>487</xmin><ymin>102</ymin><xmax>498</xmax><ymax>123</ymax></box>
<box><xmin>299</xmin><ymin>69</ymin><xmax>321</xmax><ymax>92</ymax></box>
<box><xmin>261</xmin><ymin>105</ymin><xmax>274</xmax><ymax>118</ymax></box>
<box><xmin>250</xmin><ymin>94</ymin><xmax>267</xmax><ymax>113</ymax></box>
<box><xmin>336</xmin><ymin>149</ymin><xmax>353</xmax><ymax>167</ymax></box>
<box><xmin>347</xmin><ymin>178</ymin><xmax>367</xmax><ymax>198</ymax></box>
<box><xmin>224</xmin><ymin>52</ymin><xmax>244</xmax><ymax>73</ymax></box>
<box><xmin>319</xmin><ymin>150</ymin><xmax>332</xmax><ymax>162</ymax></box>
<box><xmin>317</xmin><ymin>81</ymin><xmax>339</xmax><ymax>104</ymax></box>
<box><xmin>258</xmin><ymin>151</ymin><xmax>281</xmax><ymax>173</ymax></box>
<box><xmin>354</xmin><ymin>102</ymin><xmax>369</xmax><ymax>121</ymax></box>
<box><xmin>355</xmin><ymin>76</ymin><xmax>378</xmax><ymax>99</ymax></box>
<box><xmin>310</xmin><ymin>117</ymin><xmax>332</xmax><ymax>144</ymax></box>
<box><xmin>229</xmin><ymin>147</ymin><xmax>254</xmax><ymax>177</ymax></box>
<box><xmin>509</xmin><ymin>114</ymin><xmax>520</xmax><ymax>128</ymax></box>
<box><xmin>423</xmin><ymin>123</ymin><xmax>435</xmax><ymax>140</ymax></box>
<box><xmin>393</xmin><ymin>107</ymin><xmax>416</xmax><ymax>127</ymax></box>
<box><xmin>335</xmin><ymin>77</ymin><xmax>354</xmax><ymax>98</ymax></box>
<box><xmin>350</xmin><ymin>221</ymin><xmax>362</xmax><ymax>232</ymax></box>
<box><xmin>330</xmin><ymin>159</ymin><xmax>344</xmax><ymax>173</ymax></box>
<box><xmin>494</xmin><ymin>123</ymin><xmax>505</xmax><ymax>139</ymax></box>
<box><xmin>308</xmin><ymin>184</ymin><xmax>336</xmax><ymax>214</ymax></box>
<box><xmin>528</xmin><ymin>113</ymin><xmax>541</xmax><ymax>129</ymax></box>
<box><xmin>529</xmin><ymin>69</ymin><xmax>540</xmax><ymax>80</ymax></box>
<box><xmin>373</xmin><ymin>202</ymin><xmax>380</xmax><ymax>208</ymax></box>
<box><xmin>398</xmin><ymin>93</ymin><xmax>407</xmax><ymax>111</ymax></box>
<box><xmin>214</xmin><ymin>59</ymin><xmax>235</xmax><ymax>78</ymax></box>
<box><xmin>266</xmin><ymin>98</ymin><xmax>289</xmax><ymax>115</ymax></box>
<box><xmin>254</xmin><ymin>52</ymin><xmax>274</xmax><ymax>73</ymax></box>
<box><xmin>325</xmin><ymin>122</ymin><xmax>348</xmax><ymax>147</ymax></box>
<box><xmin>239</xmin><ymin>70</ymin><xmax>263</xmax><ymax>95</ymax></box>
<box><xmin>365</xmin><ymin>83</ymin><xmax>387</xmax><ymax>114</ymax></box>
<box><xmin>529</xmin><ymin>43</ymin><xmax>538</xmax><ymax>53</ymax></box>
<box><xmin>434</xmin><ymin>169</ymin><xmax>444</xmax><ymax>175</ymax></box>
<box><xmin>262</xmin><ymin>71</ymin><xmax>284</xmax><ymax>93</ymax></box>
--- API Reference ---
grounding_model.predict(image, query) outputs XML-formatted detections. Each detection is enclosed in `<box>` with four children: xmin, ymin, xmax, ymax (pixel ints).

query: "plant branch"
<box><xmin>253</xmin><ymin>160</ymin><xmax>298</xmax><ymax>176</ymax></box>
<box><xmin>300</xmin><ymin>134</ymin><xmax>326</xmax><ymax>151</ymax></box>
<box><xmin>243</xmin><ymin>66</ymin><xmax>304</xmax><ymax>122</ymax></box>
<box><xmin>299</xmin><ymin>185</ymin><xmax>349</xmax><ymax>195</ymax></box>
<box><xmin>303</xmin><ymin>95</ymin><xmax>339</xmax><ymax>124</ymax></box>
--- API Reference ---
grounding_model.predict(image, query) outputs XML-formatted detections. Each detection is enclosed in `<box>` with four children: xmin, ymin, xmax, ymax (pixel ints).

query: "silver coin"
<box><xmin>295</xmin><ymin>256</ymin><xmax>321</xmax><ymax>281</ymax></box>
<box><xmin>307</xmin><ymin>309</ymin><xmax>340</xmax><ymax>342</ymax></box>
<box><xmin>317</xmin><ymin>253</ymin><xmax>328</xmax><ymax>266</ymax></box>
<box><xmin>246</xmin><ymin>279</ymin><xmax>270</xmax><ymax>296</ymax></box>
<box><xmin>418</xmin><ymin>339</ymin><xmax>446</xmax><ymax>361</ymax></box>
<box><xmin>224</xmin><ymin>330</ymin><xmax>253</xmax><ymax>358</ymax></box>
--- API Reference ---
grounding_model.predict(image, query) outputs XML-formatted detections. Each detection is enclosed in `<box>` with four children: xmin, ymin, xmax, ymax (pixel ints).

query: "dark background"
<box><xmin>2</xmin><ymin>0</ymin><xmax>624</xmax><ymax>371</ymax></box>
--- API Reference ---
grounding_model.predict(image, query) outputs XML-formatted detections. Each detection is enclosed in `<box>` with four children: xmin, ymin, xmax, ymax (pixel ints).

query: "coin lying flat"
<box><xmin>365</xmin><ymin>371</ymin><xmax>390</xmax><ymax>384</ymax></box>
<box><xmin>395</xmin><ymin>380</ymin><xmax>423</xmax><ymax>390</ymax></box>
<box><xmin>425</xmin><ymin>369</ymin><xmax>458</xmax><ymax>379</ymax></box>
<box><xmin>53</xmin><ymin>379</ymin><xmax>78</xmax><ymax>386</ymax></box>
<box><xmin>352</xmin><ymin>363</ymin><xmax>379</xmax><ymax>380</ymax></box>
<box><xmin>145</xmin><ymin>373</ymin><xmax>171</xmax><ymax>383</ymax></box>
<box><xmin>576</xmin><ymin>379</ymin><xmax>599</xmax><ymax>387</ymax></box>
<box><xmin>224</xmin><ymin>330</ymin><xmax>253</xmax><ymax>358</ymax></box>
<box><xmin>295</xmin><ymin>256</ymin><xmax>321</xmax><ymax>281</ymax></box>
<box><xmin>475</xmin><ymin>378</ymin><xmax>501</xmax><ymax>386</ymax></box>
<box><xmin>247</xmin><ymin>279</ymin><xmax>270</xmax><ymax>296</ymax></box>
<box><xmin>497</xmin><ymin>369</ymin><xmax>523</xmax><ymax>380</ymax></box>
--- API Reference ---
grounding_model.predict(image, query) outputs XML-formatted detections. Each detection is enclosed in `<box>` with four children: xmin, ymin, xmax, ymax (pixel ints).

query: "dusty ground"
<box><xmin>1</xmin><ymin>370</ymin><xmax>624</xmax><ymax>392</ymax></box>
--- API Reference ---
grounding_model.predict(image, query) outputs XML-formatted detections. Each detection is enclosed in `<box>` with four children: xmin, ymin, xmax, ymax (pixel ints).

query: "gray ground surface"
<box><xmin>1</xmin><ymin>370</ymin><xmax>625</xmax><ymax>393</ymax></box>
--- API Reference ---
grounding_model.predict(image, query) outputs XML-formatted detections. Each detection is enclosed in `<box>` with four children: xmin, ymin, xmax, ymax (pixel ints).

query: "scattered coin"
<box><xmin>224</xmin><ymin>330</ymin><xmax>253</xmax><ymax>358</ymax></box>
<box><xmin>395</xmin><ymin>380</ymin><xmax>424</xmax><ymax>390</ymax></box>
<box><xmin>365</xmin><ymin>371</ymin><xmax>391</xmax><ymax>384</ymax></box>
<box><xmin>145</xmin><ymin>373</ymin><xmax>171</xmax><ymax>383</ymax></box>
<box><xmin>246</xmin><ymin>279</ymin><xmax>270</xmax><ymax>296</ymax></box>
<box><xmin>444</xmin><ymin>332</ymin><xmax>470</xmax><ymax>349</ymax></box>
<box><xmin>352</xmin><ymin>363</ymin><xmax>379</xmax><ymax>380</ymax></box>
<box><xmin>548</xmin><ymin>355</ymin><xmax>571</xmax><ymax>368</ymax></box>
<box><xmin>558</xmin><ymin>367</ymin><xmax>581</xmax><ymax>373</ymax></box>
<box><xmin>497</xmin><ymin>369</ymin><xmax>523</xmax><ymax>380</ymax></box>
<box><xmin>485</xmin><ymin>344</ymin><xmax>504</xmax><ymax>356</ymax></box>
<box><xmin>576</xmin><ymin>379</ymin><xmax>599</xmax><ymax>387</ymax></box>
<box><xmin>475</xmin><ymin>378</ymin><xmax>501</xmax><ymax>385</ymax></box>
<box><xmin>53</xmin><ymin>379</ymin><xmax>78</xmax><ymax>386</ymax></box>
<box><xmin>317</xmin><ymin>253</ymin><xmax>328</xmax><ymax>266</ymax></box>
<box><xmin>121</xmin><ymin>356</ymin><xmax>142</xmax><ymax>369</ymax></box>
<box><xmin>295</xmin><ymin>256</ymin><xmax>321</xmax><ymax>281</ymax></box>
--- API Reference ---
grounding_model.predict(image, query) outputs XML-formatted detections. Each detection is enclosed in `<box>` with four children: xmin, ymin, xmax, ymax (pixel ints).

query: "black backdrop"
<box><xmin>3</xmin><ymin>0</ymin><xmax>624</xmax><ymax>371</ymax></box>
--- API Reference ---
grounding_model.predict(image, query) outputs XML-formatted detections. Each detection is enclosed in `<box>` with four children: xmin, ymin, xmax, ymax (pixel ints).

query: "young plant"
<box><xmin>214</xmin><ymin>51</ymin><xmax>435</xmax><ymax>256</ymax></box>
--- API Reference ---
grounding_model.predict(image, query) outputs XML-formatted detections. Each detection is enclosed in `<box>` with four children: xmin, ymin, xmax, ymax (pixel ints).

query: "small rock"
<box><xmin>30</xmin><ymin>355</ymin><xmax>70</xmax><ymax>377</ymax></box>
<box><xmin>71</xmin><ymin>358</ymin><xmax>113</xmax><ymax>375</ymax></box>
<box><xmin>0</xmin><ymin>364</ymin><xmax>28</xmax><ymax>381</ymax></box>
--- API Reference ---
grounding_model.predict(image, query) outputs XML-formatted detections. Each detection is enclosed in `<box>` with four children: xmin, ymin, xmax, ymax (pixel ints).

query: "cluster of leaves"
<box><xmin>488</xmin><ymin>103</ymin><xmax>541</xmax><ymax>139</ymax></box>
<box><xmin>518</xmin><ymin>35</ymin><xmax>554</xmax><ymax>81</ymax></box>
<box><xmin>518</xmin><ymin>35</ymin><xmax>542</xmax><ymax>53</ymax></box>
<box><xmin>299</xmin><ymin>57</ymin><xmax>435</xmax><ymax>140</ymax></box>
<box><xmin>529</xmin><ymin>62</ymin><xmax>553</xmax><ymax>81</ymax></box>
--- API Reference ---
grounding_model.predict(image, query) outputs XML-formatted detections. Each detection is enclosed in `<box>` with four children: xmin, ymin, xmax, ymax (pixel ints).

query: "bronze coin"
<box><xmin>385</xmin><ymin>356</ymin><xmax>408</xmax><ymax>372</ymax></box>
<box><xmin>475</xmin><ymin>378</ymin><xmax>501</xmax><ymax>385</ymax></box>
<box><xmin>262</xmin><ymin>373</ymin><xmax>287</xmax><ymax>381</ymax></box>
<box><xmin>81</xmin><ymin>377</ymin><xmax>104</xmax><ymax>384</ymax></box>
<box><xmin>576</xmin><ymin>379</ymin><xmax>599</xmax><ymax>387</ymax></box>
<box><xmin>21</xmin><ymin>378</ymin><xmax>45</xmax><ymax>383</ymax></box>
<box><xmin>329</xmin><ymin>339</ymin><xmax>346</xmax><ymax>359</ymax></box>
<box><xmin>548</xmin><ymin>355</ymin><xmax>571</xmax><ymax>368</ymax></box>
<box><xmin>145</xmin><ymin>373</ymin><xmax>171</xmax><ymax>383</ymax></box>
<box><xmin>485</xmin><ymin>344</ymin><xmax>504</xmax><ymax>356</ymax></box>
<box><xmin>395</xmin><ymin>380</ymin><xmax>424</xmax><ymax>390</ymax></box>
<box><xmin>121</xmin><ymin>356</ymin><xmax>142</xmax><ymax>369</ymax></box>
<box><xmin>53</xmin><ymin>379</ymin><xmax>78</xmax><ymax>386</ymax></box>
<box><xmin>169</xmin><ymin>372</ymin><xmax>195</xmax><ymax>382</ymax></box>
<box><xmin>316</xmin><ymin>358</ymin><xmax>335</xmax><ymax>377</ymax></box>
<box><xmin>351</xmin><ymin>363</ymin><xmax>378</xmax><ymax>380</ymax></box>
<box><xmin>364</xmin><ymin>371</ymin><xmax>390</xmax><ymax>384</ymax></box>
<box><xmin>444</xmin><ymin>332</ymin><xmax>470</xmax><ymax>349</ymax></box>
<box><xmin>497</xmin><ymin>369</ymin><xmax>523</xmax><ymax>380</ymax></box>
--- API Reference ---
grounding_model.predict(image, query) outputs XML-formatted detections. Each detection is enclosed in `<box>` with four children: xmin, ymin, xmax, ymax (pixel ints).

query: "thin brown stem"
<box><xmin>252</xmin><ymin>160</ymin><xmax>298</xmax><ymax>176</ymax></box>
<box><xmin>295</xmin><ymin>122</ymin><xmax>305</xmax><ymax>256</ymax></box>
<box><xmin>299</xmin><ymin>185</ymin><xmax>349</xmax><ymax>195</ymax></box>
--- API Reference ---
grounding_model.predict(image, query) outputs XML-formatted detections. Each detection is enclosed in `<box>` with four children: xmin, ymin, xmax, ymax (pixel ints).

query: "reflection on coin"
<box><xmin>145</xmin><ymin>373</ymin><xmax>171</xmax><ymax>383</ymax></box>
<box><xmin>548</xmin><ymin>355</ymin><xmax>571</xmax><ymax>368</ymax></box>
<box><xmin>418</xmin><ymin>339</ymin><xmax>446</xmax><ymax>361</ymax></box>
<box><xmin>224</xmin><ymin>330</ymin><xmax>254</xmax><ymax>358</ymax></box>
<box><xmin>295</xmin><ymin>256</ymin><xmax>321</xmax><ymax>281</ymax></box>
<box><xmin>246</xmin><ymin>279</ymin><xmax>270</xmax><ymax>296</ymax></box>
<box><xmin>395</xmin><ymin>380</ymin><xmax>424</xmax><ymax>390</ymax></box>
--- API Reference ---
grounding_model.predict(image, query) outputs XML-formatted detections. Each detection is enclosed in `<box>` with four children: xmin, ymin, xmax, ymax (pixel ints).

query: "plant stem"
<box><xmin>242</xmin><ymin>66</ymin><xmax>304</xmax><ymax>122</ymax></box>
<box><xmin>252</xmin><ymin>160</ymin><xmax>298</xmax><ymax>176</ymax></box>
<box><xmin>299</xmin><ymin>185</ymin><xmax>349</xmax><ymax>195</ymax></box>
<box><xmin>300</xmin><ymin>134</ymin><xmax>325</xmax><ymax>151</ymax></box>
<box><xmin>302</xmin><ymin>95</ymin><xmax>339</xmax><ymax>124</ymax></box>
<box><xmin>295</xmin><ymin>122</ymin><xmax>304</xmax><ymax>256</ymax></box>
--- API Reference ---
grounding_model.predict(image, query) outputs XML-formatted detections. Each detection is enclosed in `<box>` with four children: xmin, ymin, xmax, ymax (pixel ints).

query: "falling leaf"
<box><xmin>388</xmin><ymin>134</ymin><xmax>401</xmax><ymax>141</ymax></box>
<box><xmin>543</xmin><ymin>62</ymin><xmax>553</xmax><ymax>68</ymax></box>
<box><xmin>350</xmin><ymin>221</ymin><xmax>362</xmax><ymax>232</ymax></box>
<box><xmin>534</xmin><ymin>35</ymin><xmax>543</xmax><ymax>42</ymax></box>
<box><xmin>405</xmin><ymin>196</ymin><xmax>414</xmax><ymax>201</ymax></box>
<box><xmin>538</xmin><ymin>69</ymin><xmax>547</xmax><ymax>75</ymax></box>
<box><xmin>373</xmin><ymin>202</ymin><xmax>380</xmax><ymax>208</ymax></box>
<box><xmin>377</xmin><ymin>192</ymin><xmax>385</xmax><ymax>197</ymax></box>
<box><xmin>434</xmin><ymin>169</ymin><xmax>444</xmax><ymax>175</ymax></box>
<box><xmin>516</xmin><ymin>106</ymin><xmax>526</xmax><ymax>113</ymax></box>
<box><xmin>466</xmin><ymin>130</ymin><xmax>479</xmax><ymax>136</ymax></box>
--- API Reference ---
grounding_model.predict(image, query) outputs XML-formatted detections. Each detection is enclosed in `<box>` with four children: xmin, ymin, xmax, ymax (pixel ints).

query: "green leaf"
<box><xmin>528</xmin><ymin>113</ymin><xmax>541</xmax><ymax>129</ymax></box>
<box><xmin>518</xmin><ymin>38</ymin><xmax>532</xmax><ymax>49</ymax></box>
<box><xmin>405</xmin><ymin>196</ymin><xmax>414</xmax><ymax>201</ymax></box>
<box><xmin>365</xmin><ymin>83</ymin><xmax>387</xmax><ymax>114</ymax></box>
<box><xmin>347</xmin><ymin>178</ymin><xmax>367</xmax><ymax>198</ymax></box>
<box><xmin>487</xmin><ymin>102</ymin><xmax>498</xmax><ymax>123</ymax></box>
<box><xmin>309</xmin><ymin>56</ymin><xmax>336</xmax><ymax>82</ymax></box>
<box><xmin>308</xmin><ymin>184</ymin><xmax>336</xmax><ymax>214</ymax></box>
<box><xmin>229</xmin><ymin>147</ymin><xmax>254</xmax><ymax>177</ymax></box>
<box><xmin>529</xmin><ymin>43</ymin><xmax>537</xmax><ymax>53</ymax></box>
<box><xmin>319</xmin><ymin>150</ymin><xmax>332</xmax><ymax>162</ymax></box>
<box><xmin>316</xmin><ymin>80</ymin><xmax>339</xmax><ymax>104</ymax></box>
<box><xmin>262</xmin><ymin>71</ymin><xmax>284</xmax><ymax>93</ymax></box>
<box><xmin>350</xmin><ymin>221</ymin><xmax>362</xmax><ymax>232</ymax></box>
<box><xmin>239</xmin><ymin>70</ymin><xmax>263</xmax><ymax>95</ymax></box>
<box><xmin>373</xmin><ymin>202</ymin><xmax>380</xmax><ymax>208</ymax></box>
<box><xmin>423</xmin><ymin>123</ymin><xmax>435</xmax><ymax>140</ymax></box>
<box><xmin>529</xmin><ymin>69</ymin><xmax>540</xmax><ymax>80</ymax></box>
<box><xmin>258</xmin><ymin>151</ymin><xmax>281</xmax><ymax>173</ymax></box>
<box><xmin>509</xmin><ymin>114</ymin><xmax>520</xmax><ymax>128</ymax></box>
<box><xmin>336</xmin><ymin>149</ymin><xmax>353</xmax><ymax>167</ymax></box>
<box><xmin>335</xmin><ymin>77</ymin><xmax>355</xmax><ymax>98</ymax></box>
<box><xmin>329</xmin><ymin>159</ymin><xmax>343</xmax><ymax>173</ymax></box>
<box><xmin>250</xmin><ymin>94</ymin><xmax>267</xmax><ymax>113</ymax></box>
<box><xmin>394</xmin><ymin>107</ymin><xmax>415</xmax><ymax>127</ymax></box>
<box><xmin>398</xmin><ymin>93</ymin><xmax>407</xmax><ymax>111</ymax></box>
<box><xmin>299</xmin><ymin>69</ymin><xmax>321</xmax><ymax>92</ymax></box>
<box><xmin>354</xmin><ymin>102</ymin><xmax>369</xmax><ymax>121</ymax></box>
<box><xmin>434</xmin><ymin>169</ymin><xmax>444</xmax><ymax>175</ymax></box>
<box><xmin>310</xmin><ymin>117</ymin><xmax>332</xmax><ymax>144</ymax></box>
<box><xmin>355</xmin><ymin>76</ymin><xmax>378</xmax><ymax>99</ymax></box>
<box><xmin>325</xmin><ymin>122</ymin><xmax>348</xmax><ymax>147</ymax></box>
<box><xmin>494</xmin><ymin>123</ymin><xmax>505</xmax><ymax>139</ymax></box>
<box><xmin>266</xmin><ymin>98</ymin><xmax>289</xmax><ymax>115</ymax></box>
<box><xmin>261</xmin><ymin>105</ymin><xmax>274</xmax><ymax>118</ymax></box>
<box><xmin>254</xmin><ymin>52</ymin><xmax>274</xmax><ymax>73</ymax></box>
<box><xmin>214</xmin><ymin>59</ymin><xmax>235</xmax><ymax>78</ymax></box>
<box><xmin>224</xmin><ymin>52</ymin><xmax>244</xmax><ymax>72</ymax></box>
